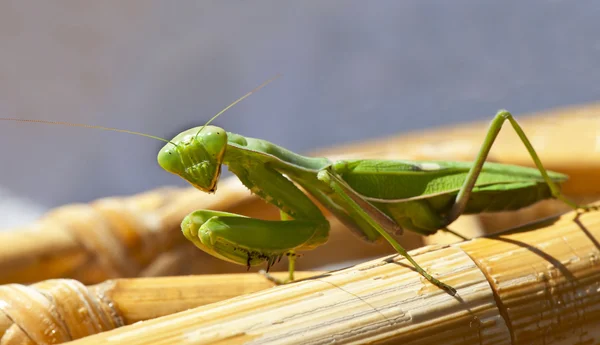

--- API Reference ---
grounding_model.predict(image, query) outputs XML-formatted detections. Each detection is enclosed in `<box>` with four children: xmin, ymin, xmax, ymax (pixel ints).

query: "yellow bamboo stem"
<box><xmin>55</xmin><ymin>203</ymin><xmax>600</xmax><ymax>345</ymax></box>
<box><xmin>0</xmin><ymin>271</ymin><xmax>323</xmax><ymax>343</ymax></box>
<box><xmin>93</xmin><ymin>271</ymin><xmax>322</xmax><ymax>325</ymax></box>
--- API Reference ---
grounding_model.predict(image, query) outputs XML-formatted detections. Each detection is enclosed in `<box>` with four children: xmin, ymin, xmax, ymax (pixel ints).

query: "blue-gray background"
<box><xmin>1</xmin><ymin>1</ymin><xmax>599</xmax><ymax>226</ymax></box>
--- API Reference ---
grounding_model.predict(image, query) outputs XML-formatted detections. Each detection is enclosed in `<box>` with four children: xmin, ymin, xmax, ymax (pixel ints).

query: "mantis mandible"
<box><xmin>1</xmin><ymin>78</ymin><xmax>595</xmax><ymax>296</ymax></box>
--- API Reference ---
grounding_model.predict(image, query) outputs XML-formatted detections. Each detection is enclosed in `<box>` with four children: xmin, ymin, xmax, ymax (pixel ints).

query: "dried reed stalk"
<box><xmin>56</xmin><ymin>203</ymin><xmax>600</xmax><ymax>345</ymax></box>
<box><xmin>0</xmin><ymin>271</ymin><xmax>322</xmax><ymax>344</ymax></box>
<box><xmin>1</xmin><ymin>103</ymin><xmax>598</xmax><ymax>285</ymax></box>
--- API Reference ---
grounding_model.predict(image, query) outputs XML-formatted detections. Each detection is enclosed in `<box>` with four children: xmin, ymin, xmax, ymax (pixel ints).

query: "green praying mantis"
<box><xmin>1</xmin><ymin>78</ymin><xmax>595</xmax><ymax>296</ymax></box>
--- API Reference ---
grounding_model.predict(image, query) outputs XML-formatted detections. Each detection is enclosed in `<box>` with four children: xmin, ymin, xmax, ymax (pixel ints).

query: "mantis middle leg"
<box><xmin>317</xmin><ymin>169</ymin><xmax>457</xmax><ymax>296</ymax></box>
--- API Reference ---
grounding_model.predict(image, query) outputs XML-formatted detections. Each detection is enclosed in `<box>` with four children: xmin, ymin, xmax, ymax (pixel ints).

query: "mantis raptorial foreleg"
<box><xmin>181</xmin><ymin>209</ymin><xmax>314</xmax><ymax>266</ymax></box>
<box><xmin>182</xmin><ymin>160</ymin><xmax>329</xmax><ymax>279</ymax></box>
<box><xmin>446</xmin><ymin>110</ymin><xmax>596</xmax><ymax>224</ymax></box>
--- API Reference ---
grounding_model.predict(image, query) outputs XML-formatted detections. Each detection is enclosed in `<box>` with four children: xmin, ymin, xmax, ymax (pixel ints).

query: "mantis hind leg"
<box><xmin>317</xmin><ymin>169</ymin><xmax>457</xmax><ymax>296</ymax></box>
<box><xmin>446</xmin><ymin>110</ymin><xmax>596</xmax><ymax>224</ymax></box>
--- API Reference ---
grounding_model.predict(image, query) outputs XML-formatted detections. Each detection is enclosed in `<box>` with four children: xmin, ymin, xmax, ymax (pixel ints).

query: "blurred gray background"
<box><xmin>1</xmin><ymin>1</ymin><xmax>599</xmax><ymax>227</ymax></box>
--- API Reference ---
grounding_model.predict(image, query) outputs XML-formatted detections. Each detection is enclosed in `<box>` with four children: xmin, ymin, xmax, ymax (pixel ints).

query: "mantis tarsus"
<box><xmin>2</xmin><ymin>80</ymin><xmax>595</xmax><ymax>296</ymax></box>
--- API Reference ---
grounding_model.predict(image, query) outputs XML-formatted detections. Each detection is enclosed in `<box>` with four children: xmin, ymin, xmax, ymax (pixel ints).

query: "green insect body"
<box><xmin>157</xmin><ymin>110</ymin><xmax>589</xmax><ymax>296</ymax></box>
<box><xmin>1</xmin><ymin>103</ymin><xmax>590</xmax><ymax>296</ymax></box>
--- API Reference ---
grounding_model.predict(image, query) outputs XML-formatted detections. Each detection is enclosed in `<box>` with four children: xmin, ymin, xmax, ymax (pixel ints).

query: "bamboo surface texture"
<box><xmin>1</xmin><ymin>103</ymin><xmax>599</xmax><ymax>286</ymax></box>
<box><xmin>33</xmin><ymin>203</ymin><xmax>598</xmax><ymax>345</ymax></box>
<box><xmin>0</xmin><ymin>271</ymin><xmax>323</xmax><ymax>344</ymax></box>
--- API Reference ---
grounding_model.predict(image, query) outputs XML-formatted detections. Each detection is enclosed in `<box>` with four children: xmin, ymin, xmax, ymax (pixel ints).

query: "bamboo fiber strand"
<box><xmin>61</xmin><ymin>204</ymin><xmax>600</xmax><ymax>345</ymax></box>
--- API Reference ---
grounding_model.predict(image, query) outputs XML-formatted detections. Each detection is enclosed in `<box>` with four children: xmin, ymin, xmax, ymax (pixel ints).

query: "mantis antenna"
<box><xmin>0</xmin><ymin>118</ymin><xmax>179</xmax><ymax>147</ymax></box>
<box><xmin>194</xmin><ymin>73</ymin><xmax>282</xmax><ymax>140</ymax></box>
<box><xmin>0</xmin><ymin>74</ymin><xmax>282</xmax><ymax>146</ymax></box>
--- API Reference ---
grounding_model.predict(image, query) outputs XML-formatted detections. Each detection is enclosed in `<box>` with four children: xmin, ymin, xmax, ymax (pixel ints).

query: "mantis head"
<box><xmin>157</xmin><ymin>125</ymin><xmax>227</xmax><ymax>193</ymax></box>
<box><xmin>157</xmin><ymin>75</ymin><xmax>281</xmax><ymax>192</ymax></box>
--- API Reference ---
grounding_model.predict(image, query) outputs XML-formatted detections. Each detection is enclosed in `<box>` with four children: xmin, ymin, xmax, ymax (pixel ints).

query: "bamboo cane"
<box><xmin>40</xmin><ymin>203</ymin><xmax>600</xmax><ymax>345</ymax></box>
<box><xmin>0</xmin><ymin>271</ymin><xmax>324</xmax><ymax>344</ymax></box>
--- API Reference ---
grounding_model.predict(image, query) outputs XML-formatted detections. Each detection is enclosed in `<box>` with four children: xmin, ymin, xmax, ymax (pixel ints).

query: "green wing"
<box><xmin>331</xmin><ymin>159</ymin><xmax>568</xmax><ymax>202</ymax></box>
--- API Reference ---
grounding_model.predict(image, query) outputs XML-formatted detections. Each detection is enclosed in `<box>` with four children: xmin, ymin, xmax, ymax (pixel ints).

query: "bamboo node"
<box><xmin>0</xmin><ymin>279</ymin><xmax>123</xmax><ymax>344</ymax></box>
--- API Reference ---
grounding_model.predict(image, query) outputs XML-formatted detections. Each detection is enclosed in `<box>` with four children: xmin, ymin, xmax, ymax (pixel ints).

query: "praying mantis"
<box><xmin>153</xmin><ymin>81</ymin><xmax>596</xmax><ymax>297</ymax></box>
<box><xmin>1</xmin><ymin>79</ymin><xmax>595</xmax><ymax>296</ymax></box>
